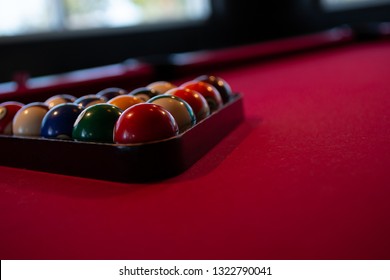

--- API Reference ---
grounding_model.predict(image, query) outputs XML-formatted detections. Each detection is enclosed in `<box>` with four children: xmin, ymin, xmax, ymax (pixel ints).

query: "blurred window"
<box><xmin>0</xmin><ymin>0</ymin><xmax>211</xmax><ymax>36</ymax></box>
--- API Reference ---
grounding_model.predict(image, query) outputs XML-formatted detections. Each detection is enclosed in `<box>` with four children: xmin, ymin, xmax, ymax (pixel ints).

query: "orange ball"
<box><xmin>107</xmin><ymin>95</ymin><xmax>144</xmax><ymax>111</ymax></box>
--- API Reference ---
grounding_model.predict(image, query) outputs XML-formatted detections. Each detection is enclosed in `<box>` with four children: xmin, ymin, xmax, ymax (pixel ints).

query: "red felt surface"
<box><xmin>1</xmin><ymin>40</ymin><xmax>390</xmax><ymax>260</ymax></box>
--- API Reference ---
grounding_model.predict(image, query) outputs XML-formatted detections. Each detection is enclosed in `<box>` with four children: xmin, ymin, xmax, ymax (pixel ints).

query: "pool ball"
<box><xmin>74</xmin><ymin>94</ymin><xmax>106</xmax><ymax>108</ymax></box>
<box><xmin>148</xmin><ymin>95</ymin><xmax>196</xmax><ymax>133</ymax></box>
<box><xmin>166</xmin><ymin>88</ymin><xmax>210</xmax><ymax>122</ymax></box>
<box><xmin>147</xmin><ymin>81</ymin><xmax>177</xmax><ymax>94</ymax></box>
<box><xmin>114</xmin><ymin>103</ymin><xmax>179</xmax><ymax>144</ymax></box>
<box><xmin>12</xmin><ymin>102</ymin><xmax>49</xmax><ymax>137</ymax></box>
<box><xmin>45</xmin><ymin>94</ymin><xmax>76</xmax><ymax>109</ymax></box>
<box><xmin>195</xmin><ymin>75</ymin><xmax>233</xmax><ymax>104</ymax></box>
<box><xmin>96</xmin><ymin>87</ymin><xmax>127</xmax><ymax>100</ymax></box>
<box><xmin>72</xmin><ymin>104</ymin><xmax>122</xmax><ymax>143</ymax></box>
<box><xmin>180</xmin><ymin>81</ymin><xmax>223</xmax><ymax>113</ymax></box>
<box><xmin>129</xmin><ymin>87</ymin><xmax>158</xmax><ymax>101</ymax></box>
<box><xmin>0</xmin><ymin>101</ymin><xmax>24</xmax><ymax>134</ymax></box>
<box><xmin>41</xmin><ymin>103</ymin><xmax>84</xmax><ymax>139</ymax></box>
<box><xmin>108</xmin><ymin>95</ymin><xmax>144</xmax><ymax>111</ymax></box>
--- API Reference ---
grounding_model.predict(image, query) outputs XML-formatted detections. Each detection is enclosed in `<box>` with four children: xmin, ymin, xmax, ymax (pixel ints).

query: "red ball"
<box><xmin>166</xmin><ymin>88</ymin><xmax>210</xmax><ymax>122</ymax></box>
<box><xmin>0</xmin><ymin>101</ymin><xmax>24</xmax><ymax>134</ymax></box>
<box><xmin>195</xmin><ymin>75</ymin><xmax>233</xmax><ymax>104</ymax></box>
<box><xmin>180</xmin><ymin>81</ymin><xmax>223</xmax><ymax>113</ymax></box>
<box><xmin>114</xmin><ymin>103</ymin><xmax>179</xmax><ymax>144</ymax></box>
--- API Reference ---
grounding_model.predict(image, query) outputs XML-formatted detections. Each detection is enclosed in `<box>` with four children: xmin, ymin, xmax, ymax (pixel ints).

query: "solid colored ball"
<box><xmin>195</xmin><ymin>75</ymin><xmax>233</xmax><ymax>104</ymax></box>
<box><xmin>41</xmin><ymin>103</ymin><xmax>84</xmax><ymax>139</ymax></box>
<box><xmin>12</xmin><ymin>102</ymin><xmax>49</xmax><ymax>137</ymax></box>
<box><xmin>0</xmin><ymin>101</ymin><xmax>24</xmax><ymax>135</ymax></box>
<box><xmin>166</xmin><ymin>88</ymin><xmax>210</xmax><ymax>122</ymax></box>
<box><xmin>114</xmin><ymin>103</ymin><xmax>179</xmax><ymax>144</ymax></box>
<box><xmin>107</xmin><ymin>95</ymin><xmax>144</xmax><ymax>111</ymax></box>
<box><xmin>147</xmin><ymin>81</ymin><xmax>176</xmax><ymax>94</ymax></box>
<box><xmin>96</xmin><ymin>87</ymin><xmax>127</xmax><ymax>100</ymax></box>
<box><xmin>148</xmin><ymin>94</ymin><xmax>196</xmax><ymax>133</ymax></box>
<box><xmin>74</xmin><ymin>94</ymin><xmax>106</xmax><ymax>108</ymax></box>
<box><xmin>72</xmin><ymin>104</ymin><xmax>122</xmax><ymax>143</ymax></box>
<box><xmin>45</xmin><ymin>94</ymin><xmax>76</xmax><ymax>109</ymax></box>
<box><xmin>129</xmin><ymin>87</ymin><xmax>158</xmax><ymax>101</ymax></box>
<box><xmin>180</xmin><ymin>81</ymin><xmax>223</xmax><ymax>113</ymax></box>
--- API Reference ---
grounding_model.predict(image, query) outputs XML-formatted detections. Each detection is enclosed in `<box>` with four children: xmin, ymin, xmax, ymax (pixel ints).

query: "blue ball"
<box><xmin>96</xmin><ymin>87</ymin><xmax>127</xmax><ymax>100</ymax></box>
<box><xmin>41</xmin><ymin>103</ymin><xmax>84</xmax><ymax>139</ymax></box>
<box><xmin>74</xmin><ymin>94</ymin><xmax>106</xmax><ymax>107</ymax></box>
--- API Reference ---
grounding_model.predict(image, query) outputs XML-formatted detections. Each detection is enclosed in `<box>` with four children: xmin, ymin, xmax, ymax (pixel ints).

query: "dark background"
<box><xmin>0</xmin><ymin>0</ymin><xmax>390</xmax><ymax>82</ymax></box>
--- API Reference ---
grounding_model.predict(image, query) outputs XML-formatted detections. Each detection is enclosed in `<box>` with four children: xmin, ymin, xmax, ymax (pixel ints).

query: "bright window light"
<box><xmin>0</xmin><ymin>0</ymin><xmax>211</xmax><ymax>36</ymax></box>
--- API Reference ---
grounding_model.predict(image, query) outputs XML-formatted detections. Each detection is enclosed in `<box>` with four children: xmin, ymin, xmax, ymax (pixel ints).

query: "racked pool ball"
<box><xmin>129</xmin><ymin>87</ymin><xmax>158</xmax><ymax>101</ymax></box>
<box><xmin>0</xmin><ymin>101</ymin><xmax>24</xmax><ymax>135</ymax></box>
<box><xmin>96</xmin><ymin>87</ymin><xmax>127</xmax><ymax>100</ymax></box>
<box><xmin>72</xmin><ymin>104</ymin><xmax>122</xmax><ymax>143</ymax></box>
<box><xmin>108</xmin><ymin>95</ymin><xmax>144</xmax><ymax>111</ymax></box>
<box><xmin>74</xmin><ymin>94</ymin><xmax>106</xmax><ymax>108</ymax></box>
<box><xmin>180</xmin><ymin>81</ymin><xmax>223</xmax><ymax>113</ymax></box>
<box><xmin>41</xmin><ymin>103</ymin><xmax>84</xmax><ymax>139</ymax></box>
<box><xmin>45</xmin><ymin>94</ymin><xmax>76</xmax><ymax>109</ymax></box>
<box><xmin>147</xmin><ymin>81</ymin><xmax>176</xmax><ymax>94</ymax></box>
<box><xmin>195</xmin><ymin>75</ymin><xmax>233</xmax><ymax>104</ymax></box>
<box><xmin>148</xmin><ymin>95</ymin><xmax>195</xmax><ymax>133</ymax></box>
<box><xmin>12</xmin><ymin>102</ymin><xmax>49</xmax><ymax>137</ymax></box>
<box><xmin>114</xmin><ymin>103</ymin><xmax>178</xmax><ymax>144</ymax></box>
<box><xmin>166</xmin><ymin>88</ymin><xmax>210</xmax><ymax>122</ymax></box>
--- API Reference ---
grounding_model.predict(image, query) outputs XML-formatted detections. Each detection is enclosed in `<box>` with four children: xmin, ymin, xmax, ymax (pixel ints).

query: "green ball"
<box><xmin>72</xmin><ymin>104</ymin><xmax>122</xmax><ymax>143</ymax></box>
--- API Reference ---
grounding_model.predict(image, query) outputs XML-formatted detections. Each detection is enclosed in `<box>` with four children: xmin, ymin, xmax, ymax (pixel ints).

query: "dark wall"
<box><xmin>1</xmin><ymin>0</ymin><xmax>390</xmax><ymax>82</ymax></box>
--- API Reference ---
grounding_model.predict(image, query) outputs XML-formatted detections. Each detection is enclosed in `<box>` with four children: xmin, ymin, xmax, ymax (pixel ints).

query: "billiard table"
<box><xmin>1</xmin><ymin>28</ymin><xmax>389</xmax><ymax>260</ymax></box>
